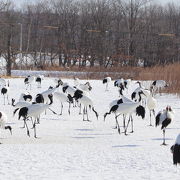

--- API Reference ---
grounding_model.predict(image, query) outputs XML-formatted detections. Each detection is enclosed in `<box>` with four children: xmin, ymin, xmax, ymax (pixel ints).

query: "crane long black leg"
<box><xmin>79</xmin><ymin>103</ymin><xmax>82</xmax><ymax>115</ymax></box>
<box><xmin>162</xmin><ymin>129</ymin><xmax>167</xmax><ymax>145</ymax></box>
<box><xmin>115</xmin><ymin>115</ymin><xmax>120</xmax><ymax>134</ymax></box>
<box><xmin>113</xmin><ymin>114</ymin><xmax>117</xmax><ymax>129</ymax></box>
<box><xmin>123</xmin><ymin>114</ymin><xmax>126</xmax><ymax>131</ymax></box>
<box><xmin>125</xmin><ymin>116</ymin><xmax>131</xmax><ymax>135</ymax></box>
<box><xmin>83</xmin><ymin>107</ymin><xmax>85</xmax><ymax>121</ymax></box>
<box><xmin>86</xmin><ymin>107</ymin><xmax>90</xmax><ymax>122</ymax></box>
<box><xmin>24</xmin><ymin>118</ymin><xmax>30</xmax><ymax>137</ymax></box>
<box><xmin>37</xmin><ymin>116</ymin><xmax>40</xmax><ymax>124</ymax></box>
<box><xmin>48</xmin><ymin>108</ymin><xmax>58</xmax><ymax>115</ymax></box>
<box><xmin>149</xmin><ymin>110</ymin><xmax>153</xmax><ymax>126</ymax></box>
<box><xmin>68</xmin><ymin>102</ymin><xmax>71</xmax><ymax>115</ymax></box>
<box><xmin>150</xmin><ymin>110</ymin><xmax>151</xmax><ymax>126</ymax></box>
<box><xmin>85</xmin><ymin>106</ymin><xmax>87</xmax><ymax>114</ymax></box>
<box><xmin>31</xmin><ymin>117</ymin><xmax>34</xmax><ymax>129</ymax></box>
<box><xmin>33</xmin><ymin>120</ymin><xmax>37</xmax><ymax>138</ymax></box>
<box><xmin>152</xmin><ymin>109</ymin><xmax>155</xmax><ymax>126</ymax></box>
<box><xmin>130</xmin><ymin>115</ymin><xmax>134</xmax><ymax>133</ymax></box>
<box><xmin>92</xmin><ymin>107</ymin><xmax>98</xmax><ymax>120</ymax></box>
<box><xmin>61</xmin><ymin>102</ymin><xmax>63</xmax><ymax>115</ymax></box>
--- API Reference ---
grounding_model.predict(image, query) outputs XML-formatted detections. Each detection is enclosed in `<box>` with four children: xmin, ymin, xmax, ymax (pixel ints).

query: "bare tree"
<box><xmin>0</xmin><ymin>1</ymin><xmax>19</xmax><ymax>76</ymax></box>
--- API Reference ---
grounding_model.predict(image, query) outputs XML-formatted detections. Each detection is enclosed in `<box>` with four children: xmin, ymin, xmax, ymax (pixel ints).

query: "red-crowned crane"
<box><xmin>0</xmin><ymin>111</ymin><xmax>12</xmax><ymax>136</ymax></box>
<box><xmin>147</xmin><ymin>94</ymin><xmax>157</xmax><ymax>126</ymax></box>
<box><xmin>150</xmin><ymin>80</ymin><xmax>168</xmax><ymax>96</ymax></box>
<box><xmin>18</xmin><ymin>94</ymin><xmax>56</xmax><ymax>138</ymax></box>
<box><xmin>171</xmin><ymin>134</ymin><xmax>180</xmax><ymax>165</ymax></box>
<box><xmin>24</xmin><ymin>75</ymin><xmax>35</xmax><ymax>90</ymax></box>
<box><xmin>104</xmin><ymin>101</ymin><xmax>145</xmax><ymax>135</ymax></box>
<box><xmin>156</xmin><ymin>106</ymin><xmax>174</xmax><ymax>145</ymax></box>
<box><xmin>1</xmin><ymin>81</ymin><xmax>10</xmax><ymax>105</ymax></box>
<box><xmin>19</xmin><ymin>92</ymin><xmax>32</xmax><ymax>102</ymax></box>
<box><xmin>54</xmin><ymin>92</ymin><xmax>73</xmax><ymax>115</ymax></box>
<box><xmin>103</xmin><ymin>77</ymin><xmax>111</xmax><ymax>91</ymax></box>
<box><xmin>35</xmin><ymin>75</ymin><xmax>44</xmax><ymax>88</ymax></box>
<box><xmin>73</xmin><ymin>90</ymin><xmax>98</xmax><ymax>121</ymax></box>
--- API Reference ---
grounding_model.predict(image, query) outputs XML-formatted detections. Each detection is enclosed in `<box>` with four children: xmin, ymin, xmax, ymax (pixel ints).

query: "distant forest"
<box><xmin>1</xmin><ymin>0</ymin><xmax>180</xmax><ymax>75</ymax></box>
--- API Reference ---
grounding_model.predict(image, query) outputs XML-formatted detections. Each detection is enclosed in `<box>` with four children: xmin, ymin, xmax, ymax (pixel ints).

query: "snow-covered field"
<box><xmin>0</xmin><ymin>77</ymin><xmax>179</xmax><ymax>180</ymax></box>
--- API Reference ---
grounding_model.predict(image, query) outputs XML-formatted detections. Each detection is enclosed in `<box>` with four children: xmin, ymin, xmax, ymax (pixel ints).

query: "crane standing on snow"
<box><xmin>171</xmin><ymin>134</ymin><xmax>180</xmax><ymax>165</ymax></box>
<box><xmin>0</xmin><ymin>111</ymin><xmax>12</xmax><ymax>136</ymax></box>
<box><xmin>103</xmin><ymin>77</ymin><xmax>111</xmax><ymax>91</ymax></box>
<box><xmin>155</xmin><ymin>106</ymin><xmax>174</xmax><ymax>145</ymax></box>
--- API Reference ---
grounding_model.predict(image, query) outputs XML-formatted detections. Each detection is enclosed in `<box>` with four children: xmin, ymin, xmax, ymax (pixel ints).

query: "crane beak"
<box><xmin>141</xmin><ymin>91</ymin><xmax>146</xmax><ymax>96</ymax></box>
<box><xmin>9</xmin><ymin>128</ymin><xmax>12</xmax><ymax>135</ymax></box>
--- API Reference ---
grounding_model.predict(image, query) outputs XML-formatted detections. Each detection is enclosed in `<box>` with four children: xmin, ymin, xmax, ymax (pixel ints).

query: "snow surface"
<box><xmin>0</xmin><ymin>76</ymin><xmax>179</xmax><ymax>180</ymax></box>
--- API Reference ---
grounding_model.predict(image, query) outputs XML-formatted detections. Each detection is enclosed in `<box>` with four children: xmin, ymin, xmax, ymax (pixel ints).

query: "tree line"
<box><xmin>1</xmin><ymin>0</ymin><xmax>180</xmax><ymax>75</ymax></box>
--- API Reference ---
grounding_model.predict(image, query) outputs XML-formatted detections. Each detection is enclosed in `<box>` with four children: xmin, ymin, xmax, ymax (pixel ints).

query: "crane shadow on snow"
<box><xmin>78</xmin><ymin>133</ymin><xmax>113</xmax><ymax>136</ymax></box>
<box><xmin>166</xmin><ymin>127</ymin><xmax>180</xmax><ymax>130</ymax></box>
<box><xmin>6</xmin><ymin>122</ymin><xmax>16</xmax><ymax>125</ymax></box>
<box><xmin>151</xmin><ymin>138</ymin><xmax>173</xmax><ymax>141</ymax></box>
<box><xmin>75</xmin><ymin>129</ymin><xmax>94</xmax><ymax>131</ymax></box>
<box><xmin>71</xmin><ymin>136</ymin><xmax>95</xmax><ymax>139</ymax></box>
<box><xmin>41</xmin><ymin>117</ymin><xmax>68</xmax><ymax>121</ymax></box>
<box><xmin>112</xmin><ymin>145</ymin><xmax>140</xmax><ymax>148</ymax></box>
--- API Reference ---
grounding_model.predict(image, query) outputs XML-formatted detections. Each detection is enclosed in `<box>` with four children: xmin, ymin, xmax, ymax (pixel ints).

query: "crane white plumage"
<box><xmin>62</xmin><ymin>83</ymin><xmax>76</xmax><ymax>96</ymax></box>
<box><xmin>54</xmin><ymin>92</ymin><xmax>73</xmax><ymax>115</ymax></box>
<box><xmin>73</xmin><ymin>90</ymin><xmax>98</xmax><ymax>121</ymax></box>
<box><xmin>109</xmin><ymin>95</ymin><xmax>134</xmax><ymax>132</ymax></box>
<box><xmin>78</xmin><ymin>82</ymin><xmax>92</xmax><ymax>92</ymax></box>
<box><xmin>18</xmin><ymin>94</ymin><xmax>56</xmax><ymax>138</ymax></box>
<box><xmin>131</xmin><ymin>88</ymin><xmax>147</xmax><ymax>103</ymax></box>
<box><xmin>150</xmin><ymin>80</ymin><xmax>168</xmax><ymax>96</ymax></box>
<box><xmin>109</xmin><ymin>95</ymin><xmax>133</xmax><ymax>108</ymax></box>
<box><xmin>19</xmin><ymin>92</ymin><xmax>32</xmax><ymax>102</ymax></box>
<box><xmin>131</xmin><ymin>82</ymin><xmax>150</xmax><ymax>105</ymax></box>
<box><xmin>103</xmin><ymin>77</ymin><xmax>111</xmax><ymax>91</ymax></box>
<box><xmin>35</xmin><ymin>75</ymin><xmax>44</xmax><ymax>88</ymax></box>
<box><xmin>12</xmin><ymin>98</ymin><xmax>32</xmax><ymax>116</ymax></box>
<box><xmin>73</xmin><ymin>78</ymin><xmax>92</xmax><ymax>93</ymax></box>
<box><xmin>54</xmin><ymin>78</ymin><xmax>63</xmax><ymax>87</ymax></box>
<box><xmin>114</xmin><ymin>78</ymin><xmax>124</xmax><ymax>87</ymax></box>
<box><xmin>147</xmin><ymin>94</ymin><xmax>157</xmax><ymax>126</ymax></box>
<box><xmin>171</xmin><ymin>134</ymin><xmax>180</xmax><ymax>165</ymax></box>
<box><xmin>104</xmin><ymin>101</ymin><xmax>145</xmax><ymax>135</ymax></box>
<box><xmin>38</xmin><ymin>85</ymin><xmax>59</xmax><ymax>104</ymax></box>
<box><xmin>24</xmin><ymin>75</ymin><xmax>35</xmax><ymax>90</ymax></box>
<box><xmin>73</xmin><ymin>77</ymin><xmax>80</xmax><ymax>87</ymax></box>
<box><xmin>155</xmin><ymin>106</ymin><xmax>174</xmax><ymax>145</ymax></box>
<box><xmin>1</xmin><ymin>81</ymin><xmax>10</xmax><ymax>105</ymax></box>
<box><xmin>0</xmin><ymin>111</ymin><xmax>12</xmax><ymax>135</ymax></box>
